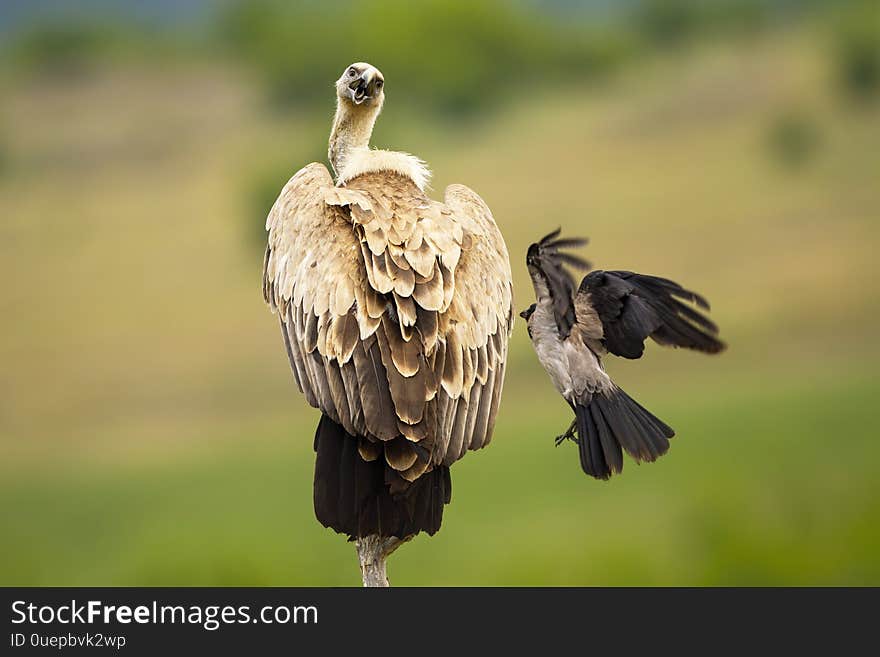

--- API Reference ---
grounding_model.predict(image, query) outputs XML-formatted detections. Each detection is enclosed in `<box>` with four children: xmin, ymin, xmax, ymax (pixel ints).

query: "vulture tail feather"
<box><xmin>313</xmin><ymin>414</ymin><xmax>451</xmax><ymax>539</ymax></box>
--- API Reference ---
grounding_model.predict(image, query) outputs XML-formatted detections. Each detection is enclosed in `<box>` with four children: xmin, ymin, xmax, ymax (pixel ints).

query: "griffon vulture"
<box><xmin>521</xmin><ymin>230</ymin><xmax>724</xmax><ymax>480</ymax></box>
<box><xmin>262</xmin><ymin>63</ymin><xmax>513</xmax><ymax>581</ymax></box>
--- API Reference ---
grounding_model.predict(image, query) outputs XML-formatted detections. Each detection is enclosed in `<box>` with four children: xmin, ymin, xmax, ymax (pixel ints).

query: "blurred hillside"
<box><xmin>0</xmin><ymin>1</ymin><xmax>879</xmax><ymax>585</ymax></box>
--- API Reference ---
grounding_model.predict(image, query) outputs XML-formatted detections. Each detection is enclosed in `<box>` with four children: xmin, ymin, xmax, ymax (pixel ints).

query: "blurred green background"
<box><xmin>1</xmin><ymin>0</ymin><xmax>879</xmax><ymax>586</ymax></box>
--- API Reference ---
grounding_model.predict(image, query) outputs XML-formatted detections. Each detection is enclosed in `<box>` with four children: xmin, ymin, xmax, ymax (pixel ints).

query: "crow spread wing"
<box><xmin>577</xmin><ymin>270</ymin><xmax>725</xmax><ymax>359</ymax></box>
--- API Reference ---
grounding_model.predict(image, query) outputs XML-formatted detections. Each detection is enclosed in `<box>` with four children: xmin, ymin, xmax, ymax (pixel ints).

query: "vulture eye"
<box><xmin>348</xmin><ymin>67</ymin><xmax>357</xmax><ymax>77</ymax></box>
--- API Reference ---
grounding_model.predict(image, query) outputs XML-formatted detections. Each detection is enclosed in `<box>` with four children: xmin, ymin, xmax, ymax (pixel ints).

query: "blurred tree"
<box><xmin>634</xmin><ymin>0</ymin><xmax>769</xmax><ymax>48</ymax></box>
<box><xmin>766</xmin><ymin>109</ymin><xmax>821</xmax><ymax>169</ymax></box>
<box><xmin>635</xmin><ymin>0</ymin><xmax>701</xmax><ymax>47</ymax></box>
<box><xmin>10</xmin><ymin>22</ymin><xmax>119</xmax><ymax>74</ymax></box>
<box><xmin>705</xmin><ymin>0</ymin><xmax>768</xmax><ymax>37</ymax></box>
<box><xmin>248</xmin><ymin>166</ymin><xmax>289</xmax><ymax>253</ymax></box>
<box><xmin>244</xmin><ymin>137</ymin><xmax>328</xmax><ymax>255</ymax></box>
<box><xmin>832</xmin><ymin>2</ymin><xmax>880</xmax><ymax>104</ymax></box>
<box><xmin>216</xmin><ymin>0</ymin><xmax>633</xmax><ymax>115</ymax></box>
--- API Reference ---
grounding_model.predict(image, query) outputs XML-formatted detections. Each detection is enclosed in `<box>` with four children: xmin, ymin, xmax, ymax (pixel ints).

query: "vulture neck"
<box><xmin>328</xmin><ymin>99</ymin><xmax>381</xmax><ymax>177</ymax></box>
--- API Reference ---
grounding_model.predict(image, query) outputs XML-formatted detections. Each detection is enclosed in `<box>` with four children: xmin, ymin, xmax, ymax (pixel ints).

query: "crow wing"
<box><xmin>525</xmin><ymin>229</ymin><xmax>591</xmax><ymax>339</ymax></box>
<box><xmin>577</xmin><ymin>270</ymin><xmax>725</xmax><ymax>359</ymax></box>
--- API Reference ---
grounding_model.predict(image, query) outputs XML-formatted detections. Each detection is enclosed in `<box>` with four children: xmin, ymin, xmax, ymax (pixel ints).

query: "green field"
<box><xmin>3</xmin><ymin>374</ymin><xmax>879</xmax><ymax>586</ymax></box>
<box><xmin>1</xmin><ymin>28</ymin><xmax>879</xmax><ymax>585</ymax></box>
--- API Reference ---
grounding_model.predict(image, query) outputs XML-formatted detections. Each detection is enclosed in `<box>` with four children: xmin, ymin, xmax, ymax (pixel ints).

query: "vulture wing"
<box><xmin>438</xmin><ymin>184</ymin><xmax>514</xmax><ymax>465</ymax></box>
<box><xmin>577</xmin><ymin>270</ymin><xmax>725</xmax><ymax>359</ymax></box>
<box><xmin>263</xmin><ymin>163</ymin><xmax>512</xmax><ymax>490</ymax></box>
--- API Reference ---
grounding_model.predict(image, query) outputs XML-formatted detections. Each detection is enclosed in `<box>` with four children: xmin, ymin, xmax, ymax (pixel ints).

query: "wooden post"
<box><xmin>356</xmin><ymin>535</ymin><xmax>406</xmax><ymax>587</ymax></box>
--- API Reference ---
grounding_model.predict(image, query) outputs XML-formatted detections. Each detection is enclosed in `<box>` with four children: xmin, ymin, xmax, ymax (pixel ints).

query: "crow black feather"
<box><xmin>579</xmin><ymin>270</ymin><xmax>725</xmax><ymax>358</ymax></box>
<box><xmin>526</xmin><ymin>231</ymin><xmax>592</xmax><ymax>338</ymax></box>
<box><xmin>575</xmin><ymin>387</ymin><xmax>675</xmax><ymax>479</ymax></box>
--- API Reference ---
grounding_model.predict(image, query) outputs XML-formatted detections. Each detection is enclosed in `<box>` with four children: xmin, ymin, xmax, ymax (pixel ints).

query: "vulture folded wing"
<box><xmin>435</xmin><ymin>184</ymin><xmax>514</xmax><ymax>466</ymax></box>
<box><xmin>330</xmin><ymin>175</ymin><xmax>514</xmax><ymax>472</ymax></box>
<box><xmin>263</xmin><ymin>163</ymin><xmax>403</xmax><ymax>455</ymax></box>
<box><xmin>264</xmin><ymin>166</ymin><xmax>512</xmax><ymax>485</ymax></box>
<box><xmin>577</xmin><ymin>270</ymin><xmax>725</xmax><ymax>359</ymax></box>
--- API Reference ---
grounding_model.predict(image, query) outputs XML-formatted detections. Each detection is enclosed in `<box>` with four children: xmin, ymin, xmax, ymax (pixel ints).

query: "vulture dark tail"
<box><xmin>313</xmin><ymin>414</ymin><xmax>452</xmax><ymax>540</ymax></box>
<box><xmin>575</xmin><ymin>387</ymin><xmax>675</xmax><ymax>480</ymax></box>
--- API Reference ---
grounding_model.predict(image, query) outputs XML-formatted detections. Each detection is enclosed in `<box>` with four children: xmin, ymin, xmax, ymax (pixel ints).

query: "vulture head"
<box><xmin>336</xmin><ymin>62</ymin><xmax>385</xmax><ymax>109</ymax></box>
<box><xmin>328</xmin><ymin>61</ymin><xmax>430</xmax><ymax>189</ymax></box>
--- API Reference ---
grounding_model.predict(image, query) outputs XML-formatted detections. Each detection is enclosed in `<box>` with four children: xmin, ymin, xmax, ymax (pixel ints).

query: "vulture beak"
<box><xmin>349</xmin><ymin>71</ymin><xmax>375</xmax><ymax>105</ymax></box>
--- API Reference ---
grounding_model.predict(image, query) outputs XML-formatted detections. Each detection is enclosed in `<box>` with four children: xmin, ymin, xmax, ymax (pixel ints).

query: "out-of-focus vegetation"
<box><xmin>11</xmin><ymin>22</ymin><xmax>122</xmax><ymax>73</ymax></box>
<box><xmin>1</xmin><ymin>0</ymin><xmax>879</xmax><ymax>586</ymax></box>
<box><xmin>0</xmin><ymin>132</ymin><xmax>7</xmax><ymax>176</ymax></box>
<box><xmin>831</xmin><ymin>1</ymin><xmax>880</xmax><ymax>103</ymax></box>
<box><xmin>767</xmin><ymin>109</ymin><xmax>822</xmax><ymax>168</ymax></box>
<box><xmin>4</xmin><ymin>18</ymin><xmax>193</xmax><ymax>77</ymax></box>
<box><xmin>217</xmin><ymin>0</ymin><xmax>634</xmax><ymax>113</ymax></box>
<box><xmin>635</xmin><ymin>0</ymin><xmax>768</xmax><ymax>47</ymax></box>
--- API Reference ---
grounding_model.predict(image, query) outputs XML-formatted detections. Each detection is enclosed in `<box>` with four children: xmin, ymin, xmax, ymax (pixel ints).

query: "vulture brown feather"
<box><xmin>262</xmin><ymin>66</ymin><xmax>512</xmax><ymax>547</ymax></box>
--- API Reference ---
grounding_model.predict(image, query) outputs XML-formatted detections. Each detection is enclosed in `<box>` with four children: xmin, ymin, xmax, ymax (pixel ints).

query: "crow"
<box><xmin>521</xmin><ymin>229</ymin><xmax>725</xmax><ymax>479</ymax></box>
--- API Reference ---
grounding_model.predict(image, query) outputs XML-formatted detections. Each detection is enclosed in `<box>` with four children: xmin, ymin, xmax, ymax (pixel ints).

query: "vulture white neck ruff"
<box><xmin>336</xmin><ymin>147</ymin><xmax>432</xmax><ymax>191</ymax></box>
